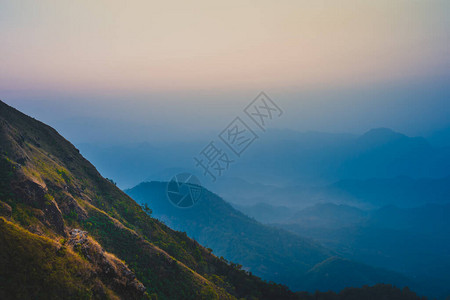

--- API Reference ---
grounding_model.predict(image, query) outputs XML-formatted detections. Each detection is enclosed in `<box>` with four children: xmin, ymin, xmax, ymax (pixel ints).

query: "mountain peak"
<box><xmin>360</xmin><ymin>128</ymin><xmax>405</xmax><ymax>141</ymax></box>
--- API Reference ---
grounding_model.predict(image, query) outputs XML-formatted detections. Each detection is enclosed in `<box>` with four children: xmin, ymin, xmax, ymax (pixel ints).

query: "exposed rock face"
<box><xmin>11</xmin><ymin>175</ymin><xmax>66</xmax><ymax>236</ymax></box>
<box><xmin>67</xmin><ymin>228</ymin><xmax>147</xmax><ymax>297</ymax></box>
<box><xmin>68</xmin><ymin>228</ymin><xmax>88</xmax><ymax>246</ymax></box>
<box><xmin>58</xmin><ymin>193</ymin><xmax>88</xmax><ymax>221</ymax></box>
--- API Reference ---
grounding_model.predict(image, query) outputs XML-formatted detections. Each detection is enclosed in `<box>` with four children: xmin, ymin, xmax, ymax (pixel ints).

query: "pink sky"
<box><xmin>1</xmin><ymin>0</ymin><xmax>449</xmax><ymax>94</ymax></box>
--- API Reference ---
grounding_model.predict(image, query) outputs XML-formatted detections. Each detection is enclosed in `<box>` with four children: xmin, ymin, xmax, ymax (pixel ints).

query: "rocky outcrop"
<box><xmin>67</xmin><ymin>228</ymin><xmax>147</xmax><ymax>298</ymax></box>
<box><xmin>58</xmin><ymin>193</ymin><xmax>88</xmax><ymax>221</ymax></box>
<box><xmin>11</xmin><ymin>175</ymin><xmax>66</xmax><ymax>236</ymax></box>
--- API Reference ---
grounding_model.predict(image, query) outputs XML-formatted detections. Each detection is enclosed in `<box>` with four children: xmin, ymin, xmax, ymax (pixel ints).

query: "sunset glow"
<box><xmin>1</xmin><ymin>1</ymin><xmax>449</xmax><ymax>93</ymax></box>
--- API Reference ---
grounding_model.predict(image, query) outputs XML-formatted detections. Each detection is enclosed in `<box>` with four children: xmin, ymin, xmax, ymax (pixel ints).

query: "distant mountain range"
<box><xmin>126</xmin><ymin>181</ymin><xmax>415</xmax><ymax>294</ymax></box>
<box><xmin>78</xmin><ymin>127</ymin><xmax>450</xmax><ymax>189</ymax></box>
<box><xmin>213</xmin><ymin>175</ymin><xmax>450</xmax><ymax>210</ymax></box>
<box><xmin>271</xmin><ymin>202</ymin><xmax>450</xmax><ymax>298</ymax></box>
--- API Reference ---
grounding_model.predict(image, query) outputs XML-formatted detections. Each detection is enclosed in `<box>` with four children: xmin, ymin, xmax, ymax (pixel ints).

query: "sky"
<box><xmin>1</xmin><ymin>0</ymin><xmax>449</xmax><ymax>144</ymax></box>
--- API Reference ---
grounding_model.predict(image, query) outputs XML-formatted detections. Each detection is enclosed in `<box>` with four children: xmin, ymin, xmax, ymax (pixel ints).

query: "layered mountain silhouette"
<box><xmin>78</xmin><ymin>127</ymin><xmax>450</xmax><ymax>189</ymax></box>
<box><xmin>274</xmin><ymin>202</ymin><xmax>450</xmax><ymax>298</ymax></box>
<box><xmin>125</xmin><ymin>181</ymin><xmax>415</xmax><ymax>293</ymax></box>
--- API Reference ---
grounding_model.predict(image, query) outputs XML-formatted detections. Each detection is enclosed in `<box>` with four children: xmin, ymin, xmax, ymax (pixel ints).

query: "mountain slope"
<box><xmin>0</xmin><ymin>100</ymin><xmax>303</xmax><ymax>300</ymax></box>
<box><xmin>126</xmin><ymin>181</ymin><xmax>414</xmax><ymax>293</ymax></box>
